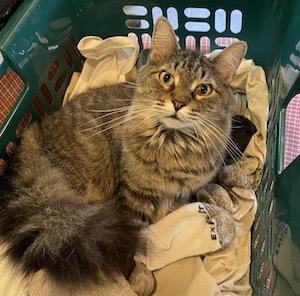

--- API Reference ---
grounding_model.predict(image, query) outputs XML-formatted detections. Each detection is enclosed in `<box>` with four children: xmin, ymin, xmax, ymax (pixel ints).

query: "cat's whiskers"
<box><xmin>225</xmin><ymin>138</ymin><xmax>245</xmax><ymax>164</ymax></box>
<box><xmin>85</xmin><ymin>114</ymin><xmax>138</xmax><ymax>138</ymax></box>
<box><xmin>126</xmin><ymin>113</ymin><xmax>158</xmax><ymax>134</ymax></box>
<box><xmin>178</xmin><ymin>125</ymin><xmax>201</xmax><ymax>143</ymax></box>
<box><xmin>124</xmin><ymin>81</ymin><xmax>137</xmax><ymax>86</ymax></box>
<box><xmin>90</xmin><ymin>107</ymin><xmax>131</xmax><ymax>113</ymax></box>
<box><xmin>123</xmin><ymin>84</ymin><xmax>138</xmax><ymax>89</ymax></box>
<box><xmin>122</xmin><ymin>81</ymin><xmax>138</xmax><ymax>89</ymax></box>
<box><xmin>204</xmin><ymin>127</ymin><xmax>241</xmax><ymax>165</ymax></box>
<box><xmin>122</xmin><ymin>115</ymin><xmax>161</xmax><ymax>154</ymax></box>
<box><xmin>231</xmin><ymin>116</ymin><xmax>246</xmax><ymax>125</ymax></box>
<box><xmin>82</xmin><ymin>107</ymin><xmax>149</xmax><ymax>137</ymax></box>
<box><xmin>81</xmin><ymin>106</ymin><xmax>149</xmax><ymax>132</ymax></box>
<box><xmin>202</xmin><ymin>116</ymin><xmax>244</xmax><ymax>160</ymax></box>
<box><xmin>191</xmin><ymin>124</ymin><xmax>212</xmax><ymax>161</ymax></box>
<box><xmin>81</xmin><ymin>113</ymin><xmax>130</xmax><ymax>132</ymax></box>
<box><xmin>79</xmin><ymin>107</ymin><xmax>132</xmax><ymax>128</ymax></box>
<box><xmin>194</xmin><ymin>120</ymin><xmax>227</xmax><ymax>166</ymax></box>
<box><xmin>200</xmin><ymin>117</ymin><xmax>243</xmax><ymax>165</ymax></box>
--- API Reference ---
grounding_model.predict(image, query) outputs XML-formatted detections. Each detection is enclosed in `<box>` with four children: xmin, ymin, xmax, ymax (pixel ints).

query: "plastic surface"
<box><xmin>0</xmin><ymin>0</ymin><xmax>300</xmax><ymax>294</ymax></box>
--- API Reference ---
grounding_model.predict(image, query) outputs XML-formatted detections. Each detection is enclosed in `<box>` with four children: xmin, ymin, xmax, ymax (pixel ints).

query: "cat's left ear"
<box><xmin>150</xmin><ymin>17</ymin><xmax>180</xmax><ymax>63</ymax></box>
<box><xmin>212</xmin><ymin>41</ymin><xmax>248</xmax><ymax>86</ymax></box>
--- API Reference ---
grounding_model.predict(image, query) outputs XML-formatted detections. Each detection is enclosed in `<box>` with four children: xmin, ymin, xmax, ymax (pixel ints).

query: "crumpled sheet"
<box><xmin>63</xmin><ymin>35</ymin><xmax>139</xmax><ymax>105</ymax></box>
<box><xmin>0</xmin><ymin>36</ymin><xmax>268</xmax><ymax>296</ymax></box>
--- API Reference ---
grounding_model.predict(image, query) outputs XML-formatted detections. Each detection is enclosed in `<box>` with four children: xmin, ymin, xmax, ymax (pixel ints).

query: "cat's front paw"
<box><xmin>129</xmin><ymin>262</ymin><xmax>155</xmax><ymax>296</ymax></box>
<box><xmin>217</xmin><ymin>163</ymin><xmax>252</xmax><ymax>190</ymax></box>
<box><xmin>200</xmin><ymin>202</ymin><xmax>236</xmax><ymax>250</ymax></box>
<box><xmin>196</xmin><ymin>183</ymin><xmax>238</xmax><ymax>214</ymax></box>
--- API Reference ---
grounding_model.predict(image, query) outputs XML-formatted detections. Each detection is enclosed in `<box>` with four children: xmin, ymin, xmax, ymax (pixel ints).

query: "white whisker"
<box><xmin>78</xmin><ymin>107</ymin><xmax>131</xmax><ymax>128</ymax></box>
<box><xmin>127</xmin><ymin>113</ymin><xmax>157</xmax><ymax>134</ymax></box>
<box><xmin>195</xmin><ymin>120</ymin><xmax>227</xmax><ymax>166</ymax></box>
<box><xmin>200</xmin><ymin>117</ymin><xmax>243</xmax><ymax>165</ymax></box>
<box><xmin>205</xmin><ymin>118</ymin><xmax>244</xmax><ymax>161</ymax></box>
<box><xmin>81</xmin><ymin>113</ymin><xmax>130</xmax><ymax>132</ymax></box>
<box><xmin>85</xmin><ymin>114</ymin><xmax>137</xmax><ymax>138</ymax></box>
<box><xmin>191</xmin><ymin>124</ymin><xmax>210</xmax><ymax>159</ymax></box>
<box><xmin>124</xmin><ymin>81</ymin><xmax>137</xmax><ymax>86</ymax></box>
<box><xmin>123</xmin><ymin>84</ymin><xmax>138</xmax><ymax>89</ymax></box>
<box><xmin>80</xmin><ymin>106</ymin><xmax>150</xmax><ymax>129</ymax></box>
<box><xmin>90</xmin><ymin>107</ymin><xmax>131</xmax><ymax>113</ymax></box>
<box><xmin>83</xmin><ymin>104</ymin><xmax>154</xmax><ymax>137</ymax></box>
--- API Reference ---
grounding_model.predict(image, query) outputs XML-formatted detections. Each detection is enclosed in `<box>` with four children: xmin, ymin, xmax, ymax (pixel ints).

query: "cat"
<box><xmin>0</xmin><ymin>17</ymin><xmax>247</xmax><ymax>288</ymax></box>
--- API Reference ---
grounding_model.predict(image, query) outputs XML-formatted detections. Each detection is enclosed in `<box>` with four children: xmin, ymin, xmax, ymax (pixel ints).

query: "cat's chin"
<box><xmin>160</xmin><ymin>116</ymin><xmax>187</xmax><ymax>130</ymax></box>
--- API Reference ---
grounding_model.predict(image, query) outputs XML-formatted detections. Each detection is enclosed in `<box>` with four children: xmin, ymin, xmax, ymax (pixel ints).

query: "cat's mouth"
<box><xmin>160</xmin><ymin>114</ymin><xmax>186</xmax><ymax>129</ymax></box>
<box><xmin>170</xmin><ymin>114</ymin><xmax>179</xmax><ymax>120</ymax></box>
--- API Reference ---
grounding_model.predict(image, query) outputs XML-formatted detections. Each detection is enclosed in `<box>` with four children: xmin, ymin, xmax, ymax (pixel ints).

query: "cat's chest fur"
<box><xmin>126</xmin><ymin>134</ymin><xmax>216</xmax><ymax>192</ymax></box>
<box><xmin>120</xmin><ymin>121</ymin><xmax>221</xmax><ymax>223</ymax></box>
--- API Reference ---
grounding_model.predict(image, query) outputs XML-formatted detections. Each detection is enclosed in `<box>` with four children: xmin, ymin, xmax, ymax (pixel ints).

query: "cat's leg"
<box><xmin>196</xmin><ymin>183</ymin><xmax>238</xmax><ymax>214</ymax></box>
<box><xmin>128</xmin><ymin>262</ymin><xmax>155</xmax><ymax>296</ymax></box>
<box><xmin>216</xmin><ymin>163</ymin><xmax>252</xmax><ymax>190</ymax></box>
<box><xmin>197</xmin><ymin>163</ymin><xmax>252</xmax><ymax>213</ymax></box>
<box><xmin>199</xmin><ymin>202</ymin><xmax>236</xmax><ymax>250</ymax></box>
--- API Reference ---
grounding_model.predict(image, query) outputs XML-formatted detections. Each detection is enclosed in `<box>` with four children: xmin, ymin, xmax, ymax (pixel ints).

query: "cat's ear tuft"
<box><xmin>150</xmin><ymin>17</ymin><xmax>180</xmax><ymax>63</ymax></box>
<box><xmin>212</xmin><ymin>41</ymin><xmax>247</xmax><ymax>86</ymax></box>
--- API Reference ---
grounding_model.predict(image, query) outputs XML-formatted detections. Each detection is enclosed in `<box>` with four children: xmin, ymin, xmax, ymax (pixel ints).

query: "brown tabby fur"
<box><xmin>0</xmin><ymin>17</ymin><xmax>247</xmax><ymax>284</ymax></box>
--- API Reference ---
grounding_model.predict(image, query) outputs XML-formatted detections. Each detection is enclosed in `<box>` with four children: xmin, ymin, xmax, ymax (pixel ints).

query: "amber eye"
<box><xmin>159</xmin><ymin>71</ymin><xmax>174</xmax><ymax>86</ymax></box>
<box><xmin>194</xmin><ymin>84</ymin><xmax>213</xmax><ymax>97</ymax></box>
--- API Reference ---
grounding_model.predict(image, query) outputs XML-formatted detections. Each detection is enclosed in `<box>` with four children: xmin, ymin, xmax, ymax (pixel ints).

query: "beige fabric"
<box><xmin>149</xmin><ymin>192</ymin><xmax>257</xmax><ymax>296</ymax></box>
<box><xmin>154</xmin><ymin>257</ymin><xmax>222</xmax><ymax>296</ymax></box>
<box><xmin>0</xmin><ymin>243</ymin><xmax>32</xmax><ymax>296</ymax></box>
<box><xmin>135</xmin><ymin>202</ymin><xmax>224</xmax><ymax>271</ymax></box>
<box><xmin>63</xmin><ymin>72</ymin><xmax>79</xmax><ymax>106</ymax></box>
<box><xmin>63</xmin><ymin>35</ymin><xmax>139</xmax><ymax>105</ymax></box>
<box><xmin>28</xmin><ymin>271</ymin><xmax>137</xmax><ymax>296</ymax></box>
<box><xmin>231</xmin><ymin>59</ymin><xmax>268</xmax><ymax>190</ymax></box>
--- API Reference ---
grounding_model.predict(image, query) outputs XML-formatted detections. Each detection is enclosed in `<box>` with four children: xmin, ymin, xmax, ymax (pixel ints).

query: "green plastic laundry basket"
<box><xmin>1</xmin><ymin>0</ymin><xmax>300</xmax><ymax>295</ymax></box>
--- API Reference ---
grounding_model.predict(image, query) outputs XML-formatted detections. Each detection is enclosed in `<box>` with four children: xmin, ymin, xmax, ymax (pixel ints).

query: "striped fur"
<box><xmin>0</xmin><ymin>17</ymin><xmax>247</xmax><ymax>284</ymax></box>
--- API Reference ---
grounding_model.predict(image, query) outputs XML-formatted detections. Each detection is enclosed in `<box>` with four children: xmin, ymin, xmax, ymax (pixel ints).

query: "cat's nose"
<box><xmin>172</xmin><ymin>99</ymin><xmax>186</xmax><ymax>111</ymax></box>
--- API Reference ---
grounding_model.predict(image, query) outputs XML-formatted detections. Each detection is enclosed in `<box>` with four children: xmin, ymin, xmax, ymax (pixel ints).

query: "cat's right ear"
<box><xmin>150</xmin><ymin>17</ymin><xmax>180</xmax><ymax>63</ymax></box>
<box><xmin>212</xmin><ymin>41</ymin><xmax>248</xmax><ymax>86</ymax></box>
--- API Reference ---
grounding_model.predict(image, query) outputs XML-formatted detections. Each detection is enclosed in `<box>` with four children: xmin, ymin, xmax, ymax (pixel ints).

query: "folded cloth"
<box><xmin>154</xmin><ymin>257</ymin><xmax>222</xmax><ymax>296</ymax></box>
<box><xmin>230</xmin><ymin>59</ymin><xmax>268</xmax><ymax>190</ymax></box>
<box><xmin>135</xmin><ymin>202</ymin><xmax>224</xmax><ymax>271</ymax></box>
<box><xmin>28</xmin><ymin>270</ymin><xmax>137</xmax><ymax>296</ymax></box>
<box><xmin>64</xmin><ymin>35</ymin><xmax>139</xmax><ymax>104</ymax></box>
<box><xmin>0</xmin><ymin>243</ymin><xmax>30</xmax><ymax>296</ymax></box>
<box><xmin>140</xmin><ymin>190</ymin><xmax>256</xmax><ymax>296</ymax></box>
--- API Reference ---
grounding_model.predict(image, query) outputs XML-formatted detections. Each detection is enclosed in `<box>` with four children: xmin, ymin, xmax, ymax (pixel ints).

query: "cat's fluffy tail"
<box><xmin>0</xmin><ymin>181</ymin><xmax>140</xmax><ymax>282</ymax></box>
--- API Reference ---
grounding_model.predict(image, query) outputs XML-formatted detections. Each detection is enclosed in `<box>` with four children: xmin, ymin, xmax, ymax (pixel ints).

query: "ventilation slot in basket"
<box><xmin>284</xmin><ymin>93</ymin><xmax>300</xmax><ymax>168</ymax></box>
<box><xmin>0</xmin><ymin>71</ymin><xmax>25</xmax><ymax>126</ymax></box>
<box><xmin>124</xmin><ymin>5</ymin><xmax>244</xmax><ymax>52</ymax></box>
<box><xmin>41</xmin><ymin>83</ymin><xmax>53</xmax><ymax>105</ymax></box>
<box><xmin>33</xmin><ymin>97</ymin><xmax>46</xmax><ymax>118</ymax></box>
<box><xmin>16</xmin><ymin>111</ymin><xmax>31</xmax><ymax>138</ymax></box>
<box><xmin>48</xmin><ymin>59</ymin><xmax>60</xmax><ymax>81</ymax></box>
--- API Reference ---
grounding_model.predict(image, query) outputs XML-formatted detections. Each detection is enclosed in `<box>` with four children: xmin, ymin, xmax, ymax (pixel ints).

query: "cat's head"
<box><xmin>132</xmin><ymin>17</ymin><xmax>247</xmax><ymax>138</ymax></box>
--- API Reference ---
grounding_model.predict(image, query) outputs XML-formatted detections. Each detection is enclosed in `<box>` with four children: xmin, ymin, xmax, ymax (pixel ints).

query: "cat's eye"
<box><xmin>159</xmin><ymin>71</ymin><xmax>174</xmax><ymax>86</ymax></box>
<box><xmin>194</xmin><ymin>84</ymin><xmax>213</xmax><ymax>97</ymax></box>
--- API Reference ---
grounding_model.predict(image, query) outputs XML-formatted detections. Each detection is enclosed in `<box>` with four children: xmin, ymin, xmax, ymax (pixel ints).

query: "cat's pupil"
<box><xmin>164</xmin><ymin>73</ymin><xmax>171</xmax><ymax>83</ymax></box>
<box><xmin>201</xmin><ymin>85</ymin><xmax>208</xmax><ymax>94</ymax></box>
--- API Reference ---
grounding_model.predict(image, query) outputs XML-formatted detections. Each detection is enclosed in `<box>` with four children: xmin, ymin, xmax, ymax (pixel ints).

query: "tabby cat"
<box><xmin>0</xmin><ymin>17</ymin><xmax>247</xmax><ymax>285</ymax></box>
